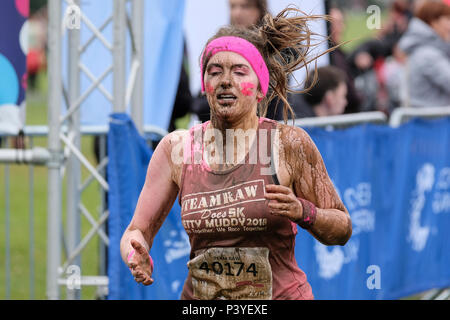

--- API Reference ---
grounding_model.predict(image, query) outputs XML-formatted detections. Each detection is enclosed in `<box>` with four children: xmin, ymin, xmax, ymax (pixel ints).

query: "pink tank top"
<box><xmin>178</xmin><ymin>117</ymin><xmax>314</xmax><ymax>300</ymax></box>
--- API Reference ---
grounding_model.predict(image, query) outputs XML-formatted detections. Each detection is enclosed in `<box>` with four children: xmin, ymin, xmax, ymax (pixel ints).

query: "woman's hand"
<box><xmin>127</xmin><ymin>239</ymin><xmax>154</xmax><ymax>286</ymax></box>
<box><xmin>120</xmin><ymin>131</ymin><xmax>182</xmax><ymax>285</ymax></box>
<box><xmin>264</xmin><ymin>184</ymin><xmax>303</xmax><ymax>223</ymax></box>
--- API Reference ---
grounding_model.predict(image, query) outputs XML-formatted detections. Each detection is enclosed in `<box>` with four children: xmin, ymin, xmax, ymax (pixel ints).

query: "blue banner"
<box><xmin>107</xmin><ymin>113</ymin><xmax>152</xmax><ymax>299</ymax></box>
<box><xmin>144</xmin><ymin>0</ymin><xmax>186</xmax><ymax>130</ymax></box>
<box><xmin>108</xmin><ymin>115</ymin><xmax>450</xmax><ymax>300</ymax></box>
<box><xmin>297</xmin><ymin>118</ymin><xmax>450</xmax><ymax>300</ymax></box>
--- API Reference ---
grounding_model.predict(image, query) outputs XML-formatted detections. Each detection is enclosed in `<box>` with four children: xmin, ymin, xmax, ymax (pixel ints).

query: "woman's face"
<box><xmin>204</xmin><ymin>51</ymin><xmax>263</xmax><ymax>122</ymax></box>
<box><xmin>229</xmin><ymin>0</ymin><xmax>261</xmax><ymax>28</ymax></box>
<box><xmin>431</xmin><ymin>15</ymin><xmax>450</xmax><ymax>42</ymax></box>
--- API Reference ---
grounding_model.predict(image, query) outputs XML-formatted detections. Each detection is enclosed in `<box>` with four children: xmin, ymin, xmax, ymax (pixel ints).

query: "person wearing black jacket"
<box><xmin>328</xmin><ymin>7</ymin><xmax>362</xmax><ymax>114</ymax></box>
<box><xmin>168</xmin><ymin>44</ymin><xmax>192</xmax><ymax>133</ymax></box>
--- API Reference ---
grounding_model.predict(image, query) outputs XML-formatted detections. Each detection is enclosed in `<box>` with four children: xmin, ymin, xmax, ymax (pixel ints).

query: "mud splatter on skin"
<box><xmin>141</xmin><ymin>133</ymin><xmax>184</xmax><ymax>245</ymax></box>
<box><xmin>240</xmin><ymin>82</ymin><xmax>255</xmax><ymax>96</ymax></box>
<box><xmin>275</xmin><ymin>124</ymin><xmax>352</xmax><ymax>246</ymax></box>
<box><xmin>166</xmin><ymin>130</ymin><xmax>189</xmax><ymax>187</ymax></box>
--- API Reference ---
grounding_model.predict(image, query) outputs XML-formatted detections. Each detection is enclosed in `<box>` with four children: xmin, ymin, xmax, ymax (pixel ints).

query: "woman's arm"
<box><xmin>282</xmin><ymin>126</ymin><xmax>352</xmax><ymax>246</ymax></box>
<box><xmin>120</xmin><ymin>132</ymin><xmax>181</xmax><ymax>265</ymax></box>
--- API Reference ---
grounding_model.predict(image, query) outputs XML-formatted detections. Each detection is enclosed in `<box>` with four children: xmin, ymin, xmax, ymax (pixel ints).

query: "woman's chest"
<box><xmin>180</xmin><ymin>167</ymin><xmax>292</xmax><ymax>238</ymax></box>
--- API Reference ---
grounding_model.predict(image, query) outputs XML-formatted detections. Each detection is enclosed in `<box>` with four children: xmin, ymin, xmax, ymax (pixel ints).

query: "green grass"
<box><xmin>341</xmin><ymin>11</ymin><xmax>388</xmax><ymax>53</ymax></box>
<box><xmin>0</xmin><ymin>72</ymin><xmax>102</xmax><ymax>299</ymax></box>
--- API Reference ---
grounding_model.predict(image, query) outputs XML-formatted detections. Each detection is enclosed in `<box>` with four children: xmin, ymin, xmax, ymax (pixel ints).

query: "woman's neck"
<box><xmin>205</xmin><ymin>113</ymin><xmax>260</xmax><ymax>170</ymax></box>
<box><xmin>209</xmin><ymin>113</ymin><xmax>259</xmax><ymax>134</ymax></box>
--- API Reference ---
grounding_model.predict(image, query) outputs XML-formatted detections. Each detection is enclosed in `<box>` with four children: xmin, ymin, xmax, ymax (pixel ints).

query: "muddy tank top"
<box><xmin>178</xmin><ymin>117</ymin><xmax>313</xmax><ymax>300</ymax></box>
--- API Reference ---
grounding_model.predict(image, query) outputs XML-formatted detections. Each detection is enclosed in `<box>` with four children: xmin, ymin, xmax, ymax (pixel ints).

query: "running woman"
<box><xmin>120</xmin><ymin>7</ymin><xmax>352</xmax><ymax>300</ymax></box>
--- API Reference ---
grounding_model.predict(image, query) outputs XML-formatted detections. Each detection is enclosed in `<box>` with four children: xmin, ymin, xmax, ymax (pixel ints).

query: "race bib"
<box><xmin>187</xmin><ymin>247</ymin><xmax>272</xmax><ymax>300</ymax></box>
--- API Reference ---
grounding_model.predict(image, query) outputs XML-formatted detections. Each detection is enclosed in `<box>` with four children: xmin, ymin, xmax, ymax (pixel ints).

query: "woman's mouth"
<box><xmin>217</xmin><ymin>93</ymin><xmax>237</xmax><ymax>106</ymax></box>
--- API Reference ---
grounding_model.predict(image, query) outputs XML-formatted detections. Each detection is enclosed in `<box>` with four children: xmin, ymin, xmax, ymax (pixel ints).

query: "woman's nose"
<box><xmin>220</xmin><ymin>76</ymin><xmax>232</xmax><ymax>89</ymax></box>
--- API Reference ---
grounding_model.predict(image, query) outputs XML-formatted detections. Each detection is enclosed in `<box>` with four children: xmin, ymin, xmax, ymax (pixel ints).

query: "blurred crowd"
<box><xmin>169</xmin><ymin>0</ymin><xmax>450</xmax><ymax>131</ymax></box>
<box><xmin>27</xmin><ymin>4</ymin><xmax>48</xmax><ymax>91</ymax></box>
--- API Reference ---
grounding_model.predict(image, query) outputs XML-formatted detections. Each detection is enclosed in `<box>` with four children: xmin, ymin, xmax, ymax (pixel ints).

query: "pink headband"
<box><xmin>201</xmin><ymin>36</ymin><xmax>270</xmax><ymax>99</ymax></box>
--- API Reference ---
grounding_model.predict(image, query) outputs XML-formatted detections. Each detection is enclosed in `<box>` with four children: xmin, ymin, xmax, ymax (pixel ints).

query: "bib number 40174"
<box><xmin>188</xmin><ymin>247</ymin><xmax>272</xmax><ymax>299</ymax></box>
<box><xmin>199</xmin><ymin>261</ymin><xmax>258</xmax><ymax>277</ymax></box>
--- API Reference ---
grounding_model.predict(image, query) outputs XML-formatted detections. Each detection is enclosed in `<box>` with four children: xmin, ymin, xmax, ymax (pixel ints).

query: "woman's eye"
<box><xmin>234</xmin><ymin>68</ymin><xmax>248</xmax><ymax>76</ymax></box>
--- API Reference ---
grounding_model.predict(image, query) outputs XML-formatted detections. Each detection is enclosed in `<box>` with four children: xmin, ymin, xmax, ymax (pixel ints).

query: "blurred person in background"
<box><xmin>328</xmin><ymin>7</ymin><xmax>362</xmax><ymax>114</ymax></box>
<box><xmin>300</xmin><ymin>66</ymin><xmax>348</xmax><ymax>118</ymax></box>
<box><xmin>380</xmin><ymin>44</ymin><xmax>408</xmax><ymax>113</ymax></box>
<box><xmin>348</xmin><ymin>0</ymin><xmax>414</xmax><ymax>112</ymax></box>
<box><xmin>167</xmin><ymin>44</ymin><xmax>193</xmax><ymax>133</ymax></box>
<box><xmin>27</xmin><ymin>5</ymin><xmax>48</xmax><ymax>90</ymax></box>
<box><xmin>229</xmin><ymin>0</ymin><xmax>268</xmax><ymax>28</ymax></box>
<box><xmin>349</xmin><ymin>0</ymin><xmax>412</xmax><ymax>74</ymax></box>
<box><xmin>398</xmin><ymin>0</ymin><xmax>450</xmax><ymax>108</ymax></box>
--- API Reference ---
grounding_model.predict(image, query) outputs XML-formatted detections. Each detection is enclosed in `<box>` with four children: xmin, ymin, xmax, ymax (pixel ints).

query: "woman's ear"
<box><xmin>256</xmin><ymin>90</ymin><xmax>264</xmax><ymax>102</ymax></box>
<box><xmin>256</xmin><ymin>83</ymin><xmax>265</xmax><ymax>101</ymax></box>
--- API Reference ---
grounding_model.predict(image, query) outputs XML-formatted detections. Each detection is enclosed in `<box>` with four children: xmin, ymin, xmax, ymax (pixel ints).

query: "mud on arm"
<box><xmin>284</xmin><ymin>126</ymin><xmax>352</xmax><ymax>246</ymax></box>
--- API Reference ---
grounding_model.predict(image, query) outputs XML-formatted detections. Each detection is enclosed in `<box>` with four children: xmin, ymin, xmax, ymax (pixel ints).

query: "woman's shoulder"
<box><xmin>164</xmin><ymin>128</ymin><xmax>191</xmax><ymax>143</ymax></box>
<box><xmin>159</xmin><ymin>129</ymin><xmax>191</xmax><ymax>163</ymax></box>
<box><xmin>272</xmin><ymin>123</ymin><xmax>319</xmax><ymax>184</ymax></box>
<box><xmin>276</xmin><ymin>123</ymin><xmax>313</xmax><ymax>152</ymax></box>
<box><xmin>258</xmin><ymin>117</ymin><xmax>311</xmax><ymax>145</ymax></box>
<box><xmin>276</xmin><ymin>122</ymin><xmax>324</xmax><ymax>170</ymax></box>
<box><xmin>156</xmin><ymin>129</ymin><xmax>191</xmax><ymax>187</ymax></box>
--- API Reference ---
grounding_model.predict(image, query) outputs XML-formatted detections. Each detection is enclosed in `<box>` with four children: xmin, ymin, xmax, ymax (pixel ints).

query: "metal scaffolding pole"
<box><xmin>43</xmin><ymin>0</ymin><xmax>146</xmax><ymax>299</ymax></box>
<box><xmin>113</xmin><ymin>0</ymin><xmax>127</xmax><ymax>113</ymax></box>
<box><xmin>131</xmin><ymin>0</ymin><xmax>144</xmax><ymax>133</ymax></box>
<box><xmin>47</xmin><ymin>0</ymin><xmax>63</xmax><ymax>300</ymax></box>
<box><xmin>66</xmin><ymin>0</ymin><xmax>81</xmax><ymax>300</ymax></box>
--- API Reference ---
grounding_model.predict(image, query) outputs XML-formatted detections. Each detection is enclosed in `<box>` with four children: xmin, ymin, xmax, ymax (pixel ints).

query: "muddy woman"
<box><xmin>120</xmin><ymin>7</ymin><xmax>352</xmax><ymax>300</ymax></box>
